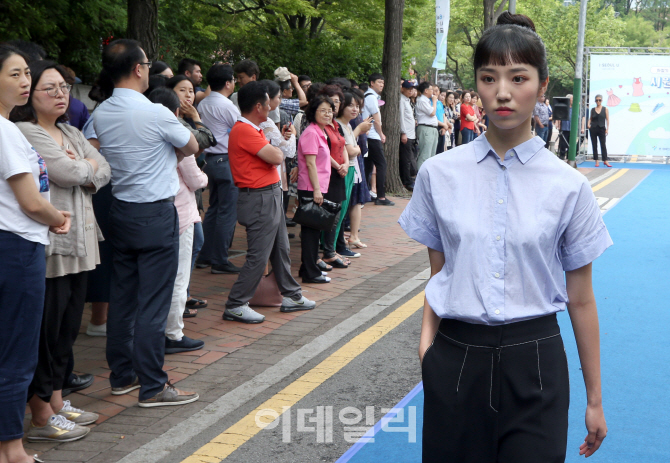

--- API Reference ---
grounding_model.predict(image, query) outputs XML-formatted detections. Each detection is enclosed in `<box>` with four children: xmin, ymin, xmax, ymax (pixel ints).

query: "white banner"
<box><xmin>588</xmin><ymin>54</ymin><xmax>670</xmax><ymax>155</ymax></box>
<box><xmin>432</xmin><ymin>0</ymin><xmax>450</xmax><ymax>70</ymax></box>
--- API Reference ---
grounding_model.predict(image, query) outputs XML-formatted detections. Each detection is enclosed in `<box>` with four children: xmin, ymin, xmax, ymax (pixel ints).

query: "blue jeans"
<box><xmin>461</xmin><ymin>128</ymin><xmax>475</xmax><ymax>144</ymax></box>
<box><xmin>0</xmin><ymin>231</ymin><xmax>45</xmax><ymax>440</ymax></box>
<box><xmin>198</xmin><ymin>154</ymin><xmax>238</xmax><ymax>266</ymax></box>
<box><xmin>187</xmin><ymin>221</ymin><xmax>204</xmax><ymax>298</ymax></box>
<box><xmin>536</xmin><ymin>126</ymin><xmax>549</xmax><ymax>142</ymax></box>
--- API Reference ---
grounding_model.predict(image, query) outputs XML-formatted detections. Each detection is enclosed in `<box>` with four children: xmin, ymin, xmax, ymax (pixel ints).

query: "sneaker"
<box><xmin>165</xmin><ymin>336</ymin><xmax>205</xmax><ymax>354</ymax></box>
<box><xmin>138</xmin><ymin>381</ymin><xmax>199</xmax><ymax>408</ymax></box>
<box><xmin>211</xmin><ymin>262</ymin><xmax>242</xmax><ymax>274</ymax></box>
<box><xmin>374</xmin><ymin>198</ymin><xmax>395</xmax><ymax>206</ymax></box>
<box><xmin>111</xmin><ymin>376</ymin><xmax>140</xmax><ymax>395</ymax></box>
<box><xmin>370</xmin><ymin>191</ymin><xmax>377</xmax><ymax>200</ymax></box>
<box><xmin>26</xmin><ymin>415</ymin><xmax>90</xmax><ymax>442</ymax></box>
<box><xmin>223</xmin><ymin>303</ymin><xmax>265</xmax><ymax>323</ymax></box>
<box><xmin>339</xmin><ymin>248</ymin><xmax>361</xmax><ymax>258</ymax></box>
<box><xmin>86</xmin><ymin>322</ymin><xmax>106</xmax><ymax>337</ymax></box>
<box><xmin>57</xmin><ymin>400</ymin><xmax>99</xmax><ymax>425</ymax></box>
<box><xmin>281</xmin><ymin>295</ymin><xmax>316</xmax><ymax>313</ymax></box>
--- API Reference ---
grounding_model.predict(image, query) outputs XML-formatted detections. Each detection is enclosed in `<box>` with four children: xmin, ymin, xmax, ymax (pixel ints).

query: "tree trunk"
<box><xmin>483</xmin><ymin>0</ymin><xmax>508</xmax><ymax>30</ymax></box>
<box><xmin>380</xmin><ymin>0</ymin><xmax>406</xmax><ymax>195</ymax></box>
<box><xmin>127</xmin><ymin>0</ymin><xmax>159</xmax><ymax>60</ymax></box>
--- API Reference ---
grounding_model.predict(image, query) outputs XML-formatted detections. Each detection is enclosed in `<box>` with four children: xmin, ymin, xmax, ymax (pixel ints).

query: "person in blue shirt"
<box><xmin>400</xmin><ymin>12</ymin><xmax>609</xmax><ymax>462</ymax></box>
<box><xmin>92</xmin><ymin>39</ymin><xmax>200</xmax><ymax>408</ymax></box>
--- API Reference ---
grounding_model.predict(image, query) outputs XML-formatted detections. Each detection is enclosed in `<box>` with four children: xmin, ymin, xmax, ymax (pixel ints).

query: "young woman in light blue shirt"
<box><xmin>400</xmin><ymin>12</ymin><xmax>610</xmax><ymax>462</ymax></box>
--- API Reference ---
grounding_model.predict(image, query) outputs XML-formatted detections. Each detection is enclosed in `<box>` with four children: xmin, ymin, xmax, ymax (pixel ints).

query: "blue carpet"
<box><xmin>342</xmin><ymin>170</ymin><xmax>670</xmax><ymax>462</ymax></box>
<box><xmin>580</xmin><ymin>160</ymin><xmax>670</xmax><ymax>170</ymax></box>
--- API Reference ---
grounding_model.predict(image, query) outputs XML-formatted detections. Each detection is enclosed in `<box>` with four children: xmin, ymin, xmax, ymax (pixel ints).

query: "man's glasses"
<box><xmin>139</xmin><ymin>62</ymin><xmax>153</xmax><ymax>69</ymax></box>
<box><xmin>37</xmin><ymin>84</ymin><xmax>72</xmax><ymax>97</ymax></box>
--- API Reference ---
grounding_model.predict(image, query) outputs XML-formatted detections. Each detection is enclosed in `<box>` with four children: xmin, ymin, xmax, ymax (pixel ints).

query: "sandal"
<box><xmin>186</xmin><ymin>298</ymin><xmax>208</xmax><ymax>309</ymax></box>
<box><xmin>324</xmin><ymin>257</ymin><xmax>348</xmax><ymax>268</ymax></box>
<box><xmin>183</xmin><ymin>307</ymin><xmax>198</xmax><ymax>318</ymax></box>
<box><xmin>349</xmin><ymin>239</ymin><xmax>367</xmax><ymax>249</ymax></box>
<box><xmin>317</xmin><ymin>260</ymin><xmax>333</xmax><ymax>272</ymax></box>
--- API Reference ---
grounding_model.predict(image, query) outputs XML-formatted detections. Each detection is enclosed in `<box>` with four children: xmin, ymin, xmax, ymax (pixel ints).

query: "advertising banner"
<box><xmin>588</xmin><ymin>54</ymin><xmax>670</xmax><ymax>155</ymax></box>
<box><xmin>432</xmin><ymin>0</ymin><xmax>450</xmax><ymax>70</ymax></box>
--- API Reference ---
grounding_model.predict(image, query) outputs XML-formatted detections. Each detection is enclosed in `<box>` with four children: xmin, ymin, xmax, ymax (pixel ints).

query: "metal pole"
<box><xmin>568</xmin><ymin>0</ymin><xmax>588</xmax><ymax>168</ymax></box>
<box><xmin>509</xmin><ymin>0</ymin><xmax>517</xmax><ymax>14</ymax></box>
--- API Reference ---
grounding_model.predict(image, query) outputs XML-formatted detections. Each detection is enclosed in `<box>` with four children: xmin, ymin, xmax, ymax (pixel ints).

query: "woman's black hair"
<box><xmin>306</xmin><ymin>82</ymin><xmax>325</xmax><ymax>102</ymax></box>
<box><xmin>147</xmin><ymin>87</ymin><xmax>180</xmax><ymax>114</ymax></box>
<box><xmin>166</xmin><ymin>74</ymin><xmax>195</xmax><ymax>91</ymax></box>
<box><xmin>318</xmin><ymin>84</ymin><xmax>344</xmax><ymax>104</ymax></box>
<box><xmin>337</xmin><ymin>92</ymin><xmax>356</xmax><ymax>119</ymax></box>
<box><xmin>143</xmin><ymin>74</ymin><xmax>168</xmax><ymax>97</ymax></box>
<box><xmin>474</xmin><ymin>12</ymin><xmax>548</xmax><ymax>82</ymax></box>
<box><xmin>305</xmin><ymin>94</ymin><xmax>335</xmax><ymax>124</ymax></box>
<box><xmin>259</xmin><ymin>79</ymin><xmax>281</xmax><ymax>99</ymax></box>
<box><xmin>351</xmin><ymin>88</ymin><xmax>365</xmax><ymax>107</ymax></box>
<box><xmin>0</xmin><ymin>44</ymin><xmax>29</xmax><ymax>74</ymax></box>
<box><xmin>10</xmin><ymin>60</ymin><xmax>70</xmax><ymax>124</ymax></box>
<box><xmin>150</xmin><ymin>61</ymin><xmax>171</xmax><ymax>76</ymax></box>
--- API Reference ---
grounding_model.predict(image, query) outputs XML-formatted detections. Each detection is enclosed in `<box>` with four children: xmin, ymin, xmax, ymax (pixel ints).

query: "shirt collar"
<box><xmin>112</xmin><ymin>87</ymin><xmax>150</xmax><ymax>102</ymax></box>
<box><xmin>473</xmin><ymin>133</ymin><xmax>545</xmax><ymax>165</ymax></box>
<box><xmin>238</xmin><ymin>116</ymin><xmax>261</xmax><ymax>131</ymax></box>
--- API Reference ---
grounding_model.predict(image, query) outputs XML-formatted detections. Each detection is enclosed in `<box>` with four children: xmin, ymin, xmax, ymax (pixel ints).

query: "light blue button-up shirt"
<box><xmin>198</xmin><ymin>91</ymin><xmax>240</xmax><ymax>155</ymax></box>
<box><xmin>92</xmin><ymin>88</ymin><xmax>191</xmax><ymax>202</ymax></box>
<box><xmin>399</xmin><ymin>134</ymin><xmax>612</xmax><ymax>325</ymax></box>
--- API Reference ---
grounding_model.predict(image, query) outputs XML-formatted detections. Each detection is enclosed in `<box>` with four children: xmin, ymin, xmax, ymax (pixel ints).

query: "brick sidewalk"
<box><xmin>24</xmin><ymin>194</ymin><xmax>424</xmax><ymax>461</ymax></box>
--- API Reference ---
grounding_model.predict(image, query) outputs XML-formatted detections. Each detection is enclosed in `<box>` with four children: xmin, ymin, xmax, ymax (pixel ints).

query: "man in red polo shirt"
<box><xmin>224</xmin><ymin>81</ymin><xmax>315</xmax><ymax>323</ymax></box>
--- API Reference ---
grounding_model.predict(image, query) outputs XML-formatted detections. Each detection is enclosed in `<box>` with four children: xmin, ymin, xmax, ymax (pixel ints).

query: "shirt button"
<box><xmin>495</xmin><ymin>272</ymin><xmax>500</xmax><ymax>278</ymax></box>
<box><xmin>498</xmin><ymin>199</ymin><xmax>504</xmax><ymax>204</ymax></box>
<box><xmin>510</xmin><ymin>153</ymin><xmax>515</xmax><ymax>157</ymax></box>
<box><xmin>496</xmin><ymin>235</ymin><xmax>501</xmax><ymax>240</ymax></box>
<box><xmin>501</xmin><ymin>166</ymin><xmax>506</xmax><ymax>170</ymax></box>
<box><xmin>495</xmin><ymin>309</ymin><xmax>501</xmax><ymax>315</ymax></box>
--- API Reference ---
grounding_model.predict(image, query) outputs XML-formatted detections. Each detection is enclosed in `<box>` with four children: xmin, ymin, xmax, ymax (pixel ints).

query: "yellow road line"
<box><xmin>182</xmin><ymin>292</ymin><xmax>426</xmax><ymax>463</ymax></box>
<box><xmin>592</xmin><ymin>168</ymin><xmax>628</xmax><ymax>193</ymax></box>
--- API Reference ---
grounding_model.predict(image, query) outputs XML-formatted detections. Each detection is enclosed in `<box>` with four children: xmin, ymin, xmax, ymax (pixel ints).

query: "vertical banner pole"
<box><xmin>568</xmin><ymin>0</ymin><xmax>588</xmax><ymax>168</ymax></box>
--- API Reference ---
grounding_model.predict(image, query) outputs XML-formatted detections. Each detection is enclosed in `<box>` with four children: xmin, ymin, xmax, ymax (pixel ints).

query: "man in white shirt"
<box><xmin>399</xmin><ymin>80</ymin><xmax>417</xmax><ymax>190</ymax></box>
<box><xmin>196</xmin><ymin>64</ymin><xmax>242</xmax><ymax>275</ymax></box>
<box><xmin>361</xmin><ymin>73</ymin><xmax>393</xmax><ymax>206</ymax></box>
<box><xmin>415</xmin><ymin>81</ymin><xmax>439</xmax><ymax>170</ymax></box>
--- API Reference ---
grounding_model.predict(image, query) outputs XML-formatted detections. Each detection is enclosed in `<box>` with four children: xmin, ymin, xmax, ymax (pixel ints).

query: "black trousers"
<box><xmin>590</xmin><ymin>126</ymin><xmax>608</xmax><ymax>161</ymax></box>
<box><xmin>399</xmin><ymin>139</ymin><xmax>415</xmax><ymax>187</ymax></box>
<box><xmin>422</xmin><ymin>314</ymin><xmax>569</xmax><ymax>463</ymax></box>
<box><xmin>364</xmin><ymin>139</ymin><xmax>387</xmax><ymax>199</ymax></box>
<box><xmin>28</xmin><ymin>272</ymin><xmax>88</xmax><ymax>402</ymax></box>
<box><xmin>297</xmin><ymin>190</ymin><xmax>323</xmax><ymax>280</ymax></box>
<box><xmin>106</xmin><ymin>199</ymin><xmax>179</xmax><ymax>401</ymax></box>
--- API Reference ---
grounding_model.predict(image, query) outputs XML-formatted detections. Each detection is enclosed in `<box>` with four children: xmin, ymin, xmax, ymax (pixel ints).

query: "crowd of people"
<box><xmin>0</xmin><ymin>37</ymin><xmax>444</xmax><ymax>461</ymax></box>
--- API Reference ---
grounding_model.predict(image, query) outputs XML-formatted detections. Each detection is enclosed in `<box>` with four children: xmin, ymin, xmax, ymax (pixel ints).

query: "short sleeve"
<box><xmin>0</xmin><ymin>124</ymin><xmax>32</xmax><ymax>180</ymax></box>
<box><xmin>82</xmin><ymin>117</ymin><xmax>97</xmax><ymax>140</ymax></box>
<box><xmin>559</xmin><ymin>180</ymin><xmax>613</xmax><ymax>271</ymax></box>
<box><xmin>156</xmin><ymin>106</ymin><xmax>192</xmax><ymax>148</ymax></box>
<box><xmin>298</xmin><ymin>129</ymin><xmax>320</xmax><ymax>155</ymax></box>
<box><xmin>398</xmin><ymin>166</ymin><xmax>443</xmax><ymax>252</ymax></box>
<box><xmin>242</xmin><ymin>126</ymin><xmax>270</xmax><ymax>155</ymax></box>
<box><xmin>365</xmin><ymin>95</ymin><xmax>379</xmax><ymax>116</ymax></box>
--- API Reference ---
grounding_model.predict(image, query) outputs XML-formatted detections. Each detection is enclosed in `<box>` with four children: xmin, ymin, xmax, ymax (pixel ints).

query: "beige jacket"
<box><xmin>17</xmin><ymin>122</ymin><xmax>111</xmax><ymax>258</ymax></box>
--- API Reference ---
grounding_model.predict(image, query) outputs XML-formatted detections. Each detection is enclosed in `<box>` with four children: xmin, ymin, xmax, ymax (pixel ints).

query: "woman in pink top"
<box><xmin>147</xmin><ymin>88</ymin><xmax>209</xmax><ymax>354</ymax></box>
<box><xmin>297</xmin><ymin>94</ymin><xmax>335</xmax><ymax>283</ymax></box>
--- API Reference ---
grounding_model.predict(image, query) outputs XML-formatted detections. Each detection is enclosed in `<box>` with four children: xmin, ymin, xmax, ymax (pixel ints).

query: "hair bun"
<box><xmin>496</xmin><ymin>11</ymin><xmax>536</xmax><ymax>31</ymax></box>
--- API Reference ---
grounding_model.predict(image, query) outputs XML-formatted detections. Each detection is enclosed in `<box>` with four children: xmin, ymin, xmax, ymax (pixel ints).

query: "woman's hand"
<box><xmin>313</xmin><ymin>190</ymin><xmax>323</xmax><ymax>205</ymax></box>
<box><xmin>337</xmin><ymin>163</ymin><xmax>348</xmax><ymax>177</ymax></box>
<box><xmin>180</xmin><ymin>100</ymin><xmax>200</xmax><ymax>121</ymax></box>
<box><xmin>606</xmin><ymin>130</ymin><xmax>608</xmax><ymax>136</ymax></box>
<box><xmin>49</xmin><ymin>211</ymin><xmax>71</xmax><ymax>234</ymax></box>
<box><xmin>359</xmin><ymin>118</ymin><xmax>373</xmax><ymax>133</ymax></box>
<box><xmin>289</xmin><ymin>166</ymin><xmax>298</xmax><ymax>183</ymax></box>
<box><xmin>64</xmin><ymin>148</ymin><xmax>77</xmax><ymax>160</ymax></box>
<box><xmin>579</xmin><ymin>403</ymin><xmax>607</xmax><ymax>457</ymax></box>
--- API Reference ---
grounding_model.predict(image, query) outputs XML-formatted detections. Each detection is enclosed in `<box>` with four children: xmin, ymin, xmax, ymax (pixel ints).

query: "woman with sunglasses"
<box><xmin>588</xmin><ymin>94</ymin><xmax>610</xmax><ymax>167</ymax></box>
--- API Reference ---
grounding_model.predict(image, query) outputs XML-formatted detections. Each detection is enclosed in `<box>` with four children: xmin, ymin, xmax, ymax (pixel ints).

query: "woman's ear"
<box><xmin>175</xmin><ymin>108</ymin><xmax>181</xmax><ymax>118</ymax></box>
<box><xmin>539</xmin><ymin>77</ymin><xmax>549</xmax><ymax>97</ymax></box>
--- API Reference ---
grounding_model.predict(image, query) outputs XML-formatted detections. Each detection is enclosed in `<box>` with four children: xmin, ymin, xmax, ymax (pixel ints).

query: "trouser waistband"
<box><xmin>438</xmin><ymin>313</ymin><xmax>559</xmax><ymax>348</ymax></box>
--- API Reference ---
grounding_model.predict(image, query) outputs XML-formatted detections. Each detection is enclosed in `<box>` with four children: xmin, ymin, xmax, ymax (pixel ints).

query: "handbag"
<box><xmin>292</xmin><ymin>197</ymin><xmax>341</xmax><ymax>231</ymax></box>
<box><xmin>248</xmin><ymin>268</ymin><xmax>283</xmax><ymax>308</ymax></box>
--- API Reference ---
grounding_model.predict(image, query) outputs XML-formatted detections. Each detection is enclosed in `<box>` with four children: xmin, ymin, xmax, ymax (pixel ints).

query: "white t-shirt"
<box><xmin>0</xmin><ymin>117</ymin><xmax>50</xmax><ymax>245</ymax></box>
